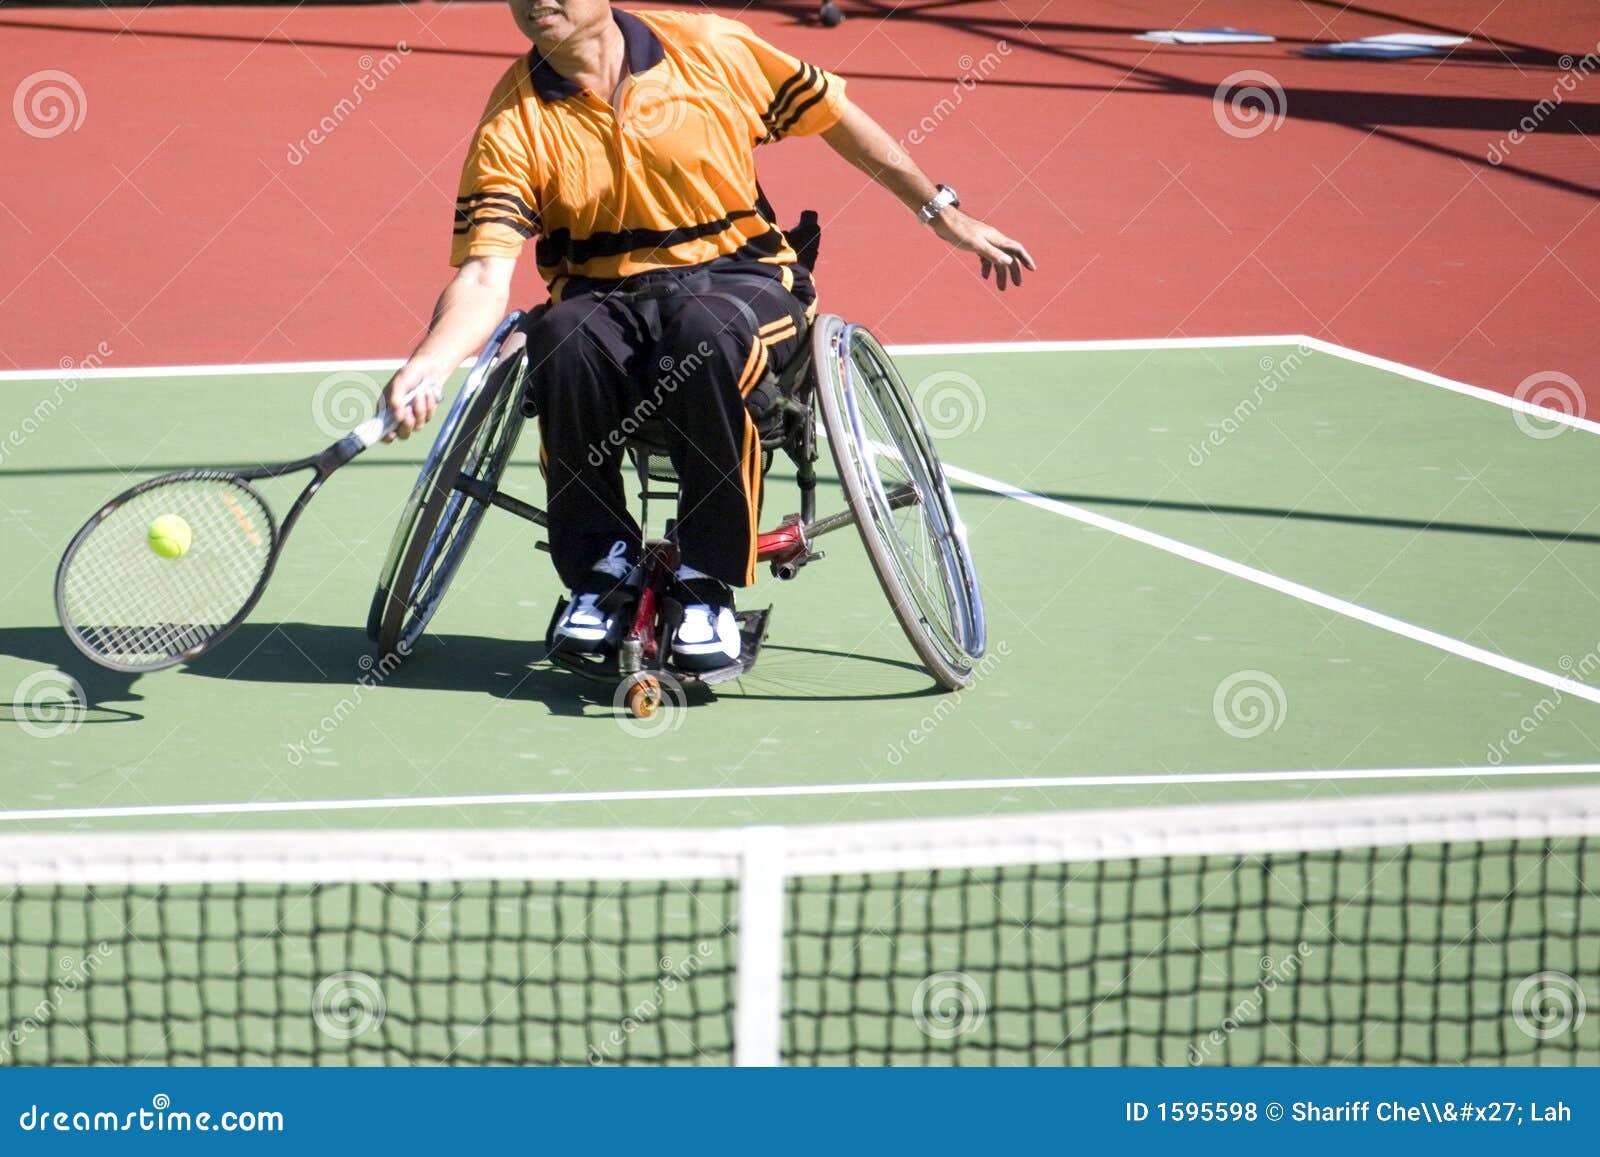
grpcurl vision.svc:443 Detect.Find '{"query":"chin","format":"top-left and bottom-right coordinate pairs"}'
top-left (515, 14), bottom-right (569, 43)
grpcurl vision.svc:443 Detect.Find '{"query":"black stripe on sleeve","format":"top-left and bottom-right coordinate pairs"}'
top-left (454, 201), bottom-right (541, 232)
top-left (453, 214), bottom-right (537, 238)
top-left (763, 64), bottom-right (813, 125)
top-left (774, 74), bottom-right (831, 138)
top-left (455, 190), bottom-right (538, 224)
top-left (764, 64), bottom-right (822, 134)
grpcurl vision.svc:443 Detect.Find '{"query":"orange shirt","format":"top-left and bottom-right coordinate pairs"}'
top-left (452, 7), bottom-right (847, 296)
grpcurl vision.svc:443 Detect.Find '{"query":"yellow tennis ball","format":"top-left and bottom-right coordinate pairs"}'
top-left (147, 514), bottom-right (192, 560)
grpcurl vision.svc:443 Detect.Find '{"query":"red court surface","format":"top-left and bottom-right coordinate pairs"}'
top-left (2, 1), bottom-right (1597, 408)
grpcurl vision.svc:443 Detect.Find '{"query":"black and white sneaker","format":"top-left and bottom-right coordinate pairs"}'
top-left (664, 567), bottom-right (740, 672)
top-left (550, 541), bottom-right (640, 655)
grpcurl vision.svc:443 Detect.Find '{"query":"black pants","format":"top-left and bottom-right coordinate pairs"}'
top-left (522, 265), bottom-right (811, 589)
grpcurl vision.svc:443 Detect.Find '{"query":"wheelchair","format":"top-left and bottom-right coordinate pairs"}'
top-left (366, 253), bottom-right (985, 717)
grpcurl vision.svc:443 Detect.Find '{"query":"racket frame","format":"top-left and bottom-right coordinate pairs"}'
top-left (56, 410), bottom-right (403, 673)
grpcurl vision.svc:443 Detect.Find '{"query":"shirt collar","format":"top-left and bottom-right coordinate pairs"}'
top-left (527, 8), bottom-right (665, 102)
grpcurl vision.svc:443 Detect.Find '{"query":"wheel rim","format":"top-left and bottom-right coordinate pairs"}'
top-left (400, 349), bottom-right (527, 649)
top-left (816, 317), bottom-right (985, 674)
top-left (369, 313), bottom-right (528, 651)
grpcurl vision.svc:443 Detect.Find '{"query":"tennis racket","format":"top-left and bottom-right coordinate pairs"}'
top-left (55, 380), bottom-right (442, 673)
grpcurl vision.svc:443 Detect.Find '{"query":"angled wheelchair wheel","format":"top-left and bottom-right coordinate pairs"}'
top-left (811, 314), bottom-right (986, 691)
top-left (368, 312), bottom-right (530, 656)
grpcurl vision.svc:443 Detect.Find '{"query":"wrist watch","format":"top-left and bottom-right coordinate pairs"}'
top-left (917, 183), bottom-right (960, 225)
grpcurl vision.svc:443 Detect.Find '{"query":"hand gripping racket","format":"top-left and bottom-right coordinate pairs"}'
top-left (54, 381), bottom-right (442, 673)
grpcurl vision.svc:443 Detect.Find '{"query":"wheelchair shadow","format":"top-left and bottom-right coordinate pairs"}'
top-left (0, 623), bottom-right (942, 721)
top-left (722, 643), bottom-right (938, 702)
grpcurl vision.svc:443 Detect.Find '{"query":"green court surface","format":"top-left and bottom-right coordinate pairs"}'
top-left (3, 341), bottom-right (1599, 833)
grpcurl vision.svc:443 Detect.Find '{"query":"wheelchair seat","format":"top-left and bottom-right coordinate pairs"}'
top-left (624, 206), bottom-right (820, 482)
top-left (625, 317), bottom-right (815, 490)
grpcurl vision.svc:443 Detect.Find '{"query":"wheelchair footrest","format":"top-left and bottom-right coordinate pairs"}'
top-left (688, 608), bottom-right (772, 687)
top-left (544, 605), bottom-right (771, 688)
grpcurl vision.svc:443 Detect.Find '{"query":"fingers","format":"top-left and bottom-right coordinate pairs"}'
top-left (1010, 242), bottom-right (1037, 271)
top-left (978, 245), bottom-right (1019, 291)
top-left (392, 405), bottom-right (416, 441)
top-left (976, 234), bottom-right (1035, 291)
top-left (384, 372), bottom-right (422, 441)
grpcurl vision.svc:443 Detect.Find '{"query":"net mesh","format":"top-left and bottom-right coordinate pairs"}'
top-left (1, 880), bottom-right (735, 1065)
top-left (784, 840), bottom-right (1599, 1065)
top-left (59, 474), bottom-right (275, 669)
top-left (1, 790), bottom-right (1596, 1066)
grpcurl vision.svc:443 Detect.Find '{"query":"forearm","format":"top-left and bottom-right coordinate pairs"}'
top-left (405, 262), bottom-right (512, 378)
top-left (821, 99), bottom-right (1035, 290)
top-left (821, 101), bottom-right (938, 215)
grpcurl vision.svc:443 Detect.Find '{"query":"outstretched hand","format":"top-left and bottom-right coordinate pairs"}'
top-left (932, 209), bottom-right (1036, 291)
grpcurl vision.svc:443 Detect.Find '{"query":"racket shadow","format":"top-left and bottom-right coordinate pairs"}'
top-left (0, 624), bottom-right (945, 719)
top-left (0, 623), bottom-right (574, 714)
top-left (0, 626), bottom-right (148, 718)
top-left (183, 622), bottom-right (589, 712)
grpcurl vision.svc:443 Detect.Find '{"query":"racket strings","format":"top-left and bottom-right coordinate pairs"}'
top-left (60, 477), bottom-right (275, 669)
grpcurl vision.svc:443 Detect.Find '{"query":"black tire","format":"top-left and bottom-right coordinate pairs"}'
top-left (368, 316), bottom-right (529, 656)
top-left (810, 315), bottom-right (985, 690)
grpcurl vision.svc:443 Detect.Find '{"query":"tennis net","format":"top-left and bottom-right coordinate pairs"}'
top-left (1, 786), bottom-right (1597, 1065)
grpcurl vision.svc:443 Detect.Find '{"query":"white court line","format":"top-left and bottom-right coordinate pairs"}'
top-left (0, 357), bottom-right (411, 382)
top-left (5, 337), bottom-right (1593, 443)
top-left (887, 334), bottom-right (1308, 356)
top-left (947, 462), bottom-right (1600, 707)
top-left (1300, 336), bottom-right (1600, 438)
top-left (0, 335), bottom-right (1309, 381)
top-left (0, 763), bottom-right (1596, 823)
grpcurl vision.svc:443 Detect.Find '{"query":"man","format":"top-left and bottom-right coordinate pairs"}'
top-left (385, 0), bottom-right (1033, 670)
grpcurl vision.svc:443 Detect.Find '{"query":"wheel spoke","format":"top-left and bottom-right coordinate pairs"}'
top-left (812, 315), bottom-right (984, 687)
top-left (371, 318), bottom-right (530, 653)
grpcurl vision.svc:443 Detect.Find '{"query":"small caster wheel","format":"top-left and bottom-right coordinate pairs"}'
top-left (624, 674), bottom-right (663, 720)
top-left (820, 3), bottom-right (845, 28)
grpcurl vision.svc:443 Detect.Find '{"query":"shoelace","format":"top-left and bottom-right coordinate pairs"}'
top-left (594, 540), bottom-right (633, 581)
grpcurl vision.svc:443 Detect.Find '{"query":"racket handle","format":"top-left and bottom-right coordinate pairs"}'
top-left (329, 378), bottom-right (444, 466)
top-left (365, 378), bottom-right (444, 443)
